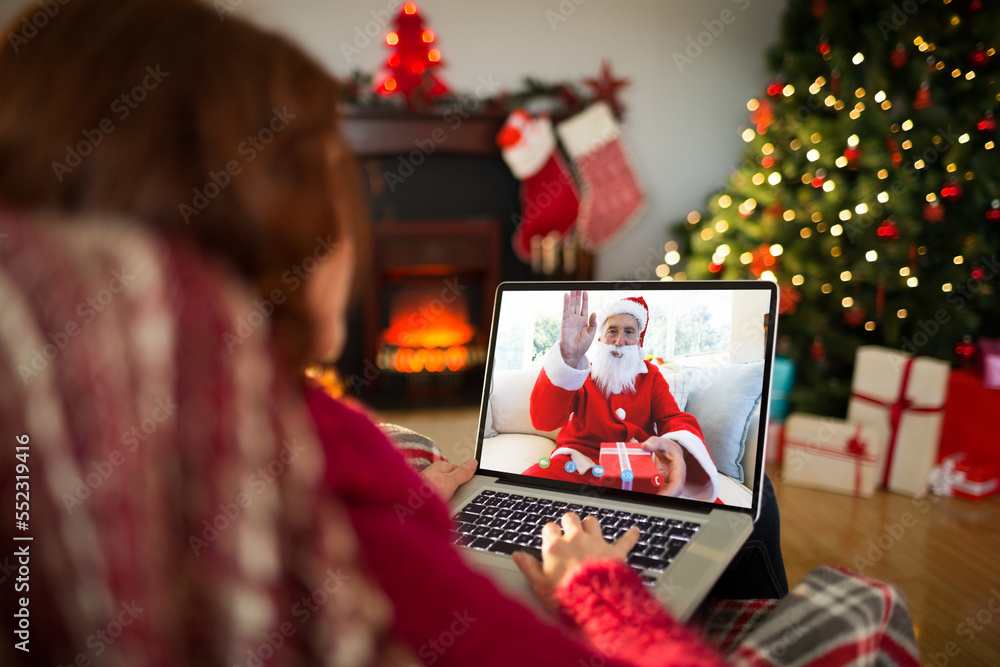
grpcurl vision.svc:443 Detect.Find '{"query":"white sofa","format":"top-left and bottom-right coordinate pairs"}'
top-left (482, 364), bottom-right (764, 507)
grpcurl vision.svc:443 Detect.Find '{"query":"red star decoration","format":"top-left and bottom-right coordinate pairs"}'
top-left (584, 60), bottom-right (630, 119)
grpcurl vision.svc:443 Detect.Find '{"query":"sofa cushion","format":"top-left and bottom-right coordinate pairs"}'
top-left (488, 369), bottom-right (561, 439)
top-left (658, 366), bottom-right (695, 411)
top-left (683, 360), bottom-right (764, 483)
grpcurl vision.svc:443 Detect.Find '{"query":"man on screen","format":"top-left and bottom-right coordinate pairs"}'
top-left (524, 290), bottom-right (719, 501)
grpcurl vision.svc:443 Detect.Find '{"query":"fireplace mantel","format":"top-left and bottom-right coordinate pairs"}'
top-left (340, 110), bottom-right (507, 158)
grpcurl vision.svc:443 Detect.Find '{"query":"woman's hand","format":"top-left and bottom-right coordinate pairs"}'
top-left (512, 512), bottom-right (639, 610)
top-left (420, 459), bottom-right (477, 501)
top-left (560, 290), bottom-right (598, 368)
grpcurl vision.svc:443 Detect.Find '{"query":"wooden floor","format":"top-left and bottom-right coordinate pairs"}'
top-left (375, 406), bottom-right (1000, 665)
top-left (769, 463), bottom-right (1000, 666)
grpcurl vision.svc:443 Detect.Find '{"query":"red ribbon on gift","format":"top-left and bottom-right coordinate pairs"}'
top-left (846, 426), bottom-right (867, 496)
top-left (850, 355), bottom-right (943, 487)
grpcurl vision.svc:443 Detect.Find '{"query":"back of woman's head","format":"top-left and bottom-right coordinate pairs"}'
top-left (0, 0), bottom-right (358, 368)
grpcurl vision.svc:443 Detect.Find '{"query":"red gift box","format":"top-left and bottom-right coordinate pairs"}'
top-left (939, 369), bottom-right (1000, 464)
top-left (929, 454), bottom-right (999, 502)
top-left (599, 442), bottom-right (662, 493)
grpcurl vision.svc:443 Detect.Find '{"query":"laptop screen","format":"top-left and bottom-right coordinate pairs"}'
top-left (476, 281), bottom-right (777, 518)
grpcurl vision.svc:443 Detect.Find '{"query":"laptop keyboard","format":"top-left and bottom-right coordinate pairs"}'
top-left (453, 489), bottom-right (701, 586)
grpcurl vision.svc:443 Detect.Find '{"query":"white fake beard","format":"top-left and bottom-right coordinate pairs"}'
top-left (590, 342), bottom-right (645, 397)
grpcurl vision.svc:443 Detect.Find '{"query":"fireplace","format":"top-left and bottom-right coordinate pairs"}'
top-left (365, 218), bottom-right (498, 405)
top-left (336, 110), bottom-right (590, 407)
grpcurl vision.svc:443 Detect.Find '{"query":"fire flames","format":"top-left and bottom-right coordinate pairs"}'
top-left (380, 288), bottom-right (476, 373)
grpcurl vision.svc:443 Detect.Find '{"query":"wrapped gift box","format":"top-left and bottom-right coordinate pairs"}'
top-left (929, 454), bottom-right (999, 502)
top-left (846, 346), bottom-right (949, 497)
top-left (939, 369), bottom-right (1000, 463)
top-left (782, 413), bottom-right (885, 497)
top-left (979, 338), bottom-right (1000, 389)
top-left (599, 442), bottom-right (661, 493)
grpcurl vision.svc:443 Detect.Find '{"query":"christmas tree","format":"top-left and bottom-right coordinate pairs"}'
top-left (669, 0), bottom-right (1000, 416)
top-left (375, 2), bottom-right (449, 109)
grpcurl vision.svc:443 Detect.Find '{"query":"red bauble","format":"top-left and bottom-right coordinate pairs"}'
top-left (767, 80), bottom-right (784, 97)
top-left (941, 181), bottom-right (963, 202)
top-left (914, 82), bottom-right (932, 109)
top-left (972, 267), bottom-right (986, 280)
top-left (813, 0), bottom-right (827, 18)
top-left (845, 307), bottom-right (866, 328)
top-left (877, 218), bottom-right (900, 239)
top-left (968, 0), bottom-right (983, 12)
top-left (886, 136), bottom-right (902, 168)
top-left (978, 111), bottom-right (996, 132)
top-left (924, 201), bottom-right (945, 223)
top-left (708, 261), bottom-right (723, 274)
top-left (988, 199), bottom-right (1000, 222)
top-left (969, 44), bottom-right (990, 69)
top-left (762, 156), bottom-right (775, 168)
top-left (956, 335), bottom-right (977, 365)
top-left (844, 145), bottom-right (861, 168)
top-left (811, 168), bottom-right (826, 188)
top-left (891, 43), bottom-right (908, 69)
top-left (817, 37), bottom-right (831, 57)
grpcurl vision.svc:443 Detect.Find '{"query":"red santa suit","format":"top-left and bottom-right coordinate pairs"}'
top-left (525, 307), bottom-right (719, 501)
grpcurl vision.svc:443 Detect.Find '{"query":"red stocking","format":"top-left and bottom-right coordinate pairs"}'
top-left (497, 110), bottom-right (580, 263)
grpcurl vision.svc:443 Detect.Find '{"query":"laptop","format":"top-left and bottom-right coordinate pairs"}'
top-left (449, 280), bottom-right (778, 621)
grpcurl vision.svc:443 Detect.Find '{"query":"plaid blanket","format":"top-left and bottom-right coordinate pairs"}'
top-left (709, 566), bottom-right (919, 666)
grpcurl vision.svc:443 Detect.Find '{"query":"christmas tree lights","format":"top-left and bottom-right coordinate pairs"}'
top-left (670, 0), bottom-right (1000, 415)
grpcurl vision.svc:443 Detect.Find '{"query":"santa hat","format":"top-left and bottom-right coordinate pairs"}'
top-left (600, 296), bottom-right (649, 347)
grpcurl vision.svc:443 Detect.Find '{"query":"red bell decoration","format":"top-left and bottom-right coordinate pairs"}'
top-left (969, 44), bottom-right (990, 69)
top-left (978, 111), bottom-right (996, 132)
top-left (877, 217), bottom-right (900, 239)
top-left (987, 199), bottom-right (1000, 222)
top-left (913, 82), bottom-right (932, 109)
top-left (817, 36), bottom-right (831, 57)
top-left (941, 181), bottom-right (963, 202)
top-left (924, 200), bottom-right (945, 223)
top-left (891, 43), bottom-right (908, 69)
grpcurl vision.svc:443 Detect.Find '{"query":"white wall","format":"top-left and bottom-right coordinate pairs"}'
top-left (1, 0), bottom-right (787, 280)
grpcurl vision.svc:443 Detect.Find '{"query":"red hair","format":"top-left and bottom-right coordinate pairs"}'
top-left (0, 0), bottom-right (364, 368)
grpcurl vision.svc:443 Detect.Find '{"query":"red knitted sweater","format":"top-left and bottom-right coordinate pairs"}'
top-left (307, 387), bottom-right (727, 667)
